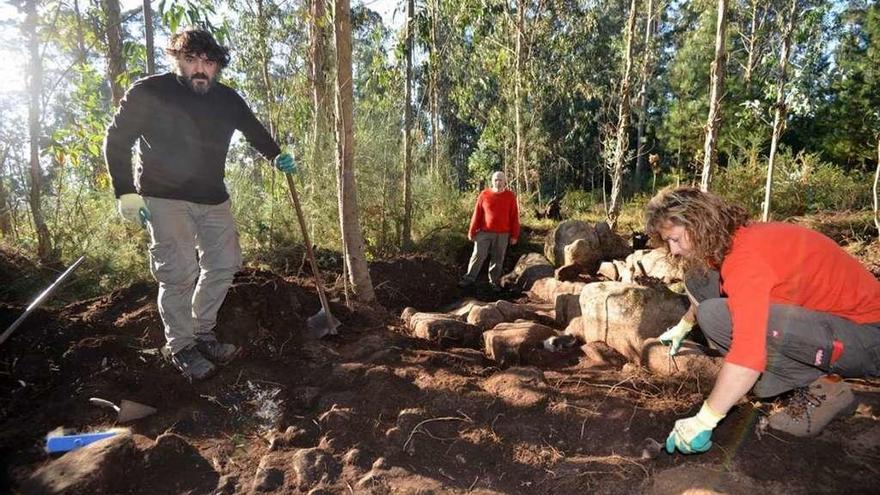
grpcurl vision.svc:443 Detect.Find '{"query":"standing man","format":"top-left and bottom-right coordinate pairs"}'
top-left (104, 28), bottom-right (296, 381)
top-left (646, 187), bottom-right (880, 454)
top-left (459, 171), bottom-right (520, 291)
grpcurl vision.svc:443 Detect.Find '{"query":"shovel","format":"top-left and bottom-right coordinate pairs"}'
top-left (89, 397), bottom-right (157, 423)
top-left (283, 173), bottom-right (340, 338)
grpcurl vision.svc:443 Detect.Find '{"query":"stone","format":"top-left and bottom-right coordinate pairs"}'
top-left (564, 238), bottom-right (601, 273)
top-left (626, 248), bottom-right (683, 283)
top-left (481, 367), bottom-right (550, 408)
top-left (407, 311), bottom-right (482, 347)
top-left (467, 304), bottom-right (505, 331)
top-left (597, 261), bottom-right (619, 281)
top-left (529, 278), bottom-right (586, 303)
top-left (23, 430), bottom-right (137, 495)
top-left (483, 321), bottom-right (557, 366)
top-left (545, 220), bottom-right (600, 267)
top-left (595, 221), bottom-right (632, 260)
top-left (252, 453), bottom-right (287, 492)
top-left (574, 281), bottom-right (688, 362)
top-left (614, 259), bottom-right (633, 283)
top-left (291, 448), bottom-right (341, 491)
top-left (580, 342), bottom-right (627, 369)
top-left (215, 474), bottom-right (238, 494)
top-left (555, 263), bottom-right (585, 282)
top-left (499, 253), bottom-right (555, 291)
top-left (641, 338), bottom-right (722, 381)
top-left (493, 299), bottom-right (532, 321)
top-left (554, 293), bottom-right (581, 327)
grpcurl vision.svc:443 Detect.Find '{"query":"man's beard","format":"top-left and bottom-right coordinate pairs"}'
top-left (182, 72), bottom-right (217, 95)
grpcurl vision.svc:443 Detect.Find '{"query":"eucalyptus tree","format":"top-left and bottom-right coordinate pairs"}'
top-left (334, 0), bottom-right (375, 302)
top-left (700, 0), bottom-right (728, 191)
top-left (401, 0), bottom-right (414, 251)
top-left (607, 0), bottom-right (638, 230)
top-left (634, 0), bottom-right (659, 189)
top-left (101, 0), bottom-right (126, 105)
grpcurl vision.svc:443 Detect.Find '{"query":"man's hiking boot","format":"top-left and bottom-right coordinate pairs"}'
top-left (768, 376), bottom-right (855, 437)
top-left (196, 339), bottom-right (240, 364)
top-left (164, 345), bottom-right (217, 381)
top-left (457, 278), bottom-right (474, 289)
top-left (490, 283), bottom-right (503, 293)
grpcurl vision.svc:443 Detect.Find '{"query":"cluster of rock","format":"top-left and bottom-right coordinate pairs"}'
top-left (404, 219), bottom-right (722, 381)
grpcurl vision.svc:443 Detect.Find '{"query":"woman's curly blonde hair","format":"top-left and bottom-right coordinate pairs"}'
top-left (644, 187), bottom-right (750, 270)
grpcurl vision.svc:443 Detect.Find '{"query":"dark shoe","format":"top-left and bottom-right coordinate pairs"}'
top-left (458, 278), bottom-right (474, 289)
top-left (168, 345), bottom-right (216, 381)
top-left (490, 283), bottom-right (503, 292)
top-left (196, 339), bottom-right (240, 364)
top-left (767, 376), bottom-right (855, 437)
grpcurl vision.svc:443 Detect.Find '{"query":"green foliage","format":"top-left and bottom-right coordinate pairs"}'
top-left (715, 147), bottom-right (873, 218)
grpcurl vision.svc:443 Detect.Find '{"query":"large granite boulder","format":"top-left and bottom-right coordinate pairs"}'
top-left (545, 220), bottom-right (600, 268)
top-left (571, 281), bottom-right (688, 362)
top-left (499, 253), bottom-right (556, 291)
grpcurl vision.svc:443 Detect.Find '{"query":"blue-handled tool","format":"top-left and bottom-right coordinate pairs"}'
top-left (45, 429), bottom-right (125, 454)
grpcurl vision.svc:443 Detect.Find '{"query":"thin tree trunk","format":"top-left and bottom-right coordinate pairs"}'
top-left (514, 0), bottom-right (525, 194)
top-left (334, 0), bottom-right (375, 302)
top-left (310, 0), bottom-right (331, 184)
top-left (430, 0), bottom-right (440, 175)
top-left (143, 0), bottom-right (155, 74)
top-left (634, 0), bottom-right (655, 190)
top-left (401, 0), bottom-right (414, 251)
top-left (73, 0), bottom-right (87, 65)
top-left (700, 0), bottom-right (728, 192)
top-left (742, 0), bottom-right (767, 92)
top-left (762, 0), bottom-right (797, 222)
top-left (874, 138), bottom-right (880, 241)
top-left (607, 0), bottom-right (638, 231)
top-left (24, 0), bottom-right (53, 262)
top-left (102, 0), bottom-right (126, 106)
top-left (0, 146), bottom-right (11, 237)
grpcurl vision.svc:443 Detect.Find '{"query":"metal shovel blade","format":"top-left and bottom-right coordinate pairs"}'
top-left (307, 307), bottom-right (341, 339)
top-left (90, 397), bottom-right (157, 423)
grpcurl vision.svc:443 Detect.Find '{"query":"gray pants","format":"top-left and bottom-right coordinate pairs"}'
top-left (687, 270), bottom-right (880, 397)
top-left (145, 197), bottom-right (242, 354)
top-left (463, 231), bottom-right (510, 285)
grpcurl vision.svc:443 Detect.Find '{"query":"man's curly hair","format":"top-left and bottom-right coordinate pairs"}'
top-left (165, 28), bottom-right (230, 68)
top-left (645, 187), bottom-right (750, 270)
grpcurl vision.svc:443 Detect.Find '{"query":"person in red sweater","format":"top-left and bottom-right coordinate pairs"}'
top-left (459, 171), bottom-right (521, 291)
top-left (645, 187), bottom-right (880, 454)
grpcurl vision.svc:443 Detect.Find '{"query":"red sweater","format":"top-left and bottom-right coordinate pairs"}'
top-left (468, 189), bottom-right (520, 240)
top-left (720, 222), bottom-right (880, 371)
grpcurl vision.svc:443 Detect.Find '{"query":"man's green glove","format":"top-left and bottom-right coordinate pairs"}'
top-left (658, 318), bottom-right (694, 356)
top-left (274, 152), bottom-right (296, 174)
top-left (118, 193), bottom-right (151, 228)
top-left (665, 401), bottom-right (724, 455)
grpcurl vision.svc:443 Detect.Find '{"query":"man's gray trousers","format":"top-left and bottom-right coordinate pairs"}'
top-left (463, 231), bottom-right (510, 285)
top-left (145, 197), bottom-right (242, 354)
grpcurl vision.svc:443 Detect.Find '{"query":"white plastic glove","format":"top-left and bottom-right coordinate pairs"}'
top-left (658, 318), bottom-right (694, 356)
top-left (117, 193), bottom-right (151, 227)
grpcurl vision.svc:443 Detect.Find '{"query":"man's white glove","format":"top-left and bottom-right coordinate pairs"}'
top-left (658, 318), bottom-right (694, 356)
top-left (118, 193), bottom-right (151, 227)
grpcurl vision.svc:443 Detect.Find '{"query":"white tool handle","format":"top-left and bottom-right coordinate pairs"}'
top-left (89, 397), bottom-right (121, 412)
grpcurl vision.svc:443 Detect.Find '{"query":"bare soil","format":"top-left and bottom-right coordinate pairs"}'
top-left (1, 235), bottom-right (879, 494)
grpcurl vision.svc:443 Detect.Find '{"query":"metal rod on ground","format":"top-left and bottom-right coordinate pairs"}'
top-left (0, 255), bottom-right (86, 346)
top-left (283, 173), bottom-right (340, 337)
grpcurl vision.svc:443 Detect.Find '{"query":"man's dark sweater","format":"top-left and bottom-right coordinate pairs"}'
top-left (104, 72), bottom-right (280, 205)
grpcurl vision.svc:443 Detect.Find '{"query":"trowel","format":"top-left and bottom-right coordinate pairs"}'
top-left (89, 397), bottom-right (157, 423)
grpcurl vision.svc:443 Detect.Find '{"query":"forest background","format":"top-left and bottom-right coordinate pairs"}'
top-left (0, 0), bottom-right (878, 302)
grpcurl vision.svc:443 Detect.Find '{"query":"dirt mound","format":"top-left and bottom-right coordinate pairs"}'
top-left (369, 255), bottom-right (459, 312)
top-left (0, 244), bottom-right (47, 305)
top-left (2, 247), bottom-right (880, 494)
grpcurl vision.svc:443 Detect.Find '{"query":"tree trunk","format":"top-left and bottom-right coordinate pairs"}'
top-left (874, 138), bottom-right (879, 241)
top-left (0, 146), bottom-right (11, 237)
top-left (607, 0), bottom-right (638, 231)
top-left (762, 0), bottom-right (797, 222)
top-left (143, 0), bottom-right (155, 74)
top-left (742, 0), bottom-right (768, 93)
top-left (514, 0), bottom-right (525, 194)
top-left (73, 0), bottom-right (87, 65)
top-left (310, 0), bottom-right (331, 182)
top-left (334, 0), bottom-right (375, 303)
top-left (401, 0), bottom-right (414, 251)
top-left (430, 0), bottom-right (440, 175)
top-left (102, 0), bottom-right (126, 106)
top-left (634, 0), bottom-right (655, 190)
top-left (700, 0), bottom-right (728, 192)
top-left (24, 0), bottom-right (53, 262)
